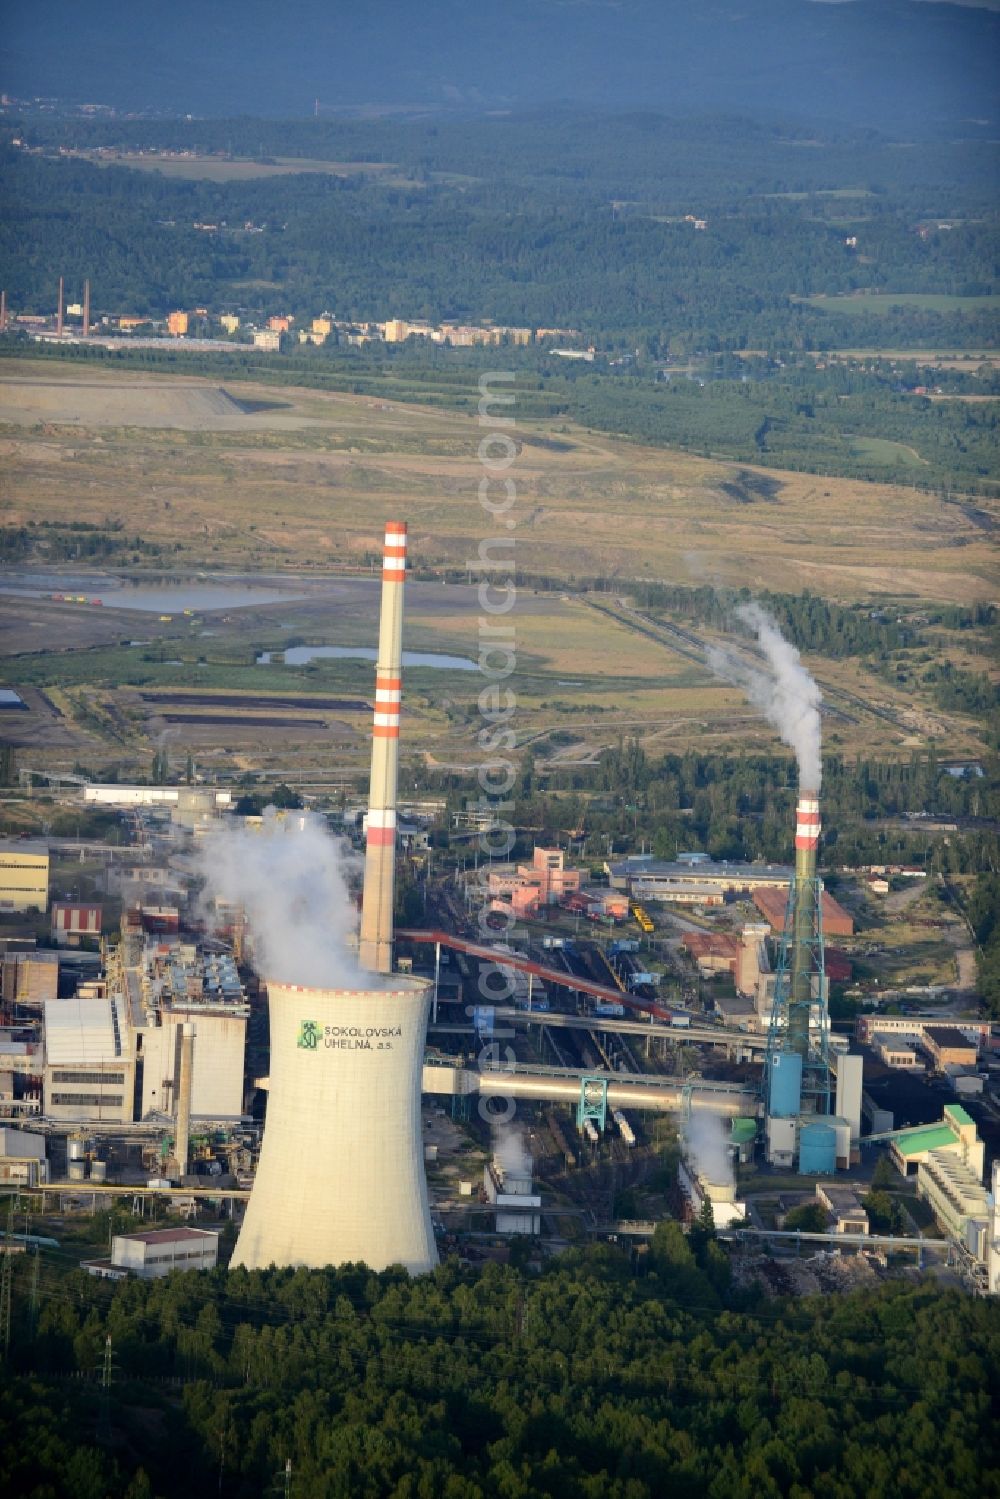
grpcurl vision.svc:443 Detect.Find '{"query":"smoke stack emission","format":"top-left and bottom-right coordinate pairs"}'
top-left (359, 520), bottom-right (408, 974)
top-left (683, 1110), bottom-right (734, 1192)
top-left (708, 602), bottom-right (822, 791)
top-left (82, 279), bottom-right (90, 337)
top-left (56, 276), bottom-right (64, 335)
top-left (195, 810), bottom-right (365, 988)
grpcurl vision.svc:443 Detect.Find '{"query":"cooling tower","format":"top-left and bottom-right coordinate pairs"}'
top-left (231, 975), bottom-right (438, 1273)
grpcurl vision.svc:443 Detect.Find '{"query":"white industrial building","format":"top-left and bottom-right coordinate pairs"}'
top-left (83, 785), bottom-right (232, 810)
top-left (833, 1053), bottom-right (864, 1150)
top-left (84, 1227), bottom-right (219, 1280)
top-left (131, 947), bottom-right (248, 1121)
top-left (42, 994), bottom-right (135, 1124)
top-left (139, 1009), bottom-right (246, 1121)
top-left (232, 976), bottom-right (438, 1274)
top-left (0, 1126), bottom-right (47, 1185)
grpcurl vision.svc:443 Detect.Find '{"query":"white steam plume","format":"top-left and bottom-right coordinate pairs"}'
top-left (195, 809), bottom-right (372, 989)
top-left (683, 1111), bottom-right (733, 1190)
top-left (707, 601), bottom-right (822, 790)
top-left (493, 1123), bottom-right (531, 1182)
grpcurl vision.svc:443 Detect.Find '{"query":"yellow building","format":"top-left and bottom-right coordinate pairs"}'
top-left (219, 313), bottom-right (240, 334)
top-left (0, 840), bottom-right (49, 913)
top-left (252, 329), bottom-right (281, 352)
top-left (312, 317), bottom-right (333, 336)
top-left (166, 310), bottom-right (189, 336)
top-left (382, 318), bottom-right (410, 342)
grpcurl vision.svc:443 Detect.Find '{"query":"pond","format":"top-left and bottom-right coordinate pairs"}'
top-left (257, 646), bottom-right (478, 671)
top-left (0, 572), bottom-right (309, 613)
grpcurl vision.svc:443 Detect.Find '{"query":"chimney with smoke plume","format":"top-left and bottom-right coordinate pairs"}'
top-left (709, 602), bottom-right (829, 1103)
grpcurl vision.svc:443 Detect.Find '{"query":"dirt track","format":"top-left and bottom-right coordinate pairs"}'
top-left (0, 377), bottom-right (319, 432)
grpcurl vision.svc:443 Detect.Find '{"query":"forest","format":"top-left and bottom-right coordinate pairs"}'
top-left (1, 109), bottom-right (996, 351)
top-left (432, 744), bottom-right (999, 930)
top-left (2, 1232), bottom-right (998, 1499)
top-left (2, 107), bottom-right (995, 491)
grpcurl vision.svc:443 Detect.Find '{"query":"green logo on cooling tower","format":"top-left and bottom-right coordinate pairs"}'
top-left (297, 1019), bottom-right (321, 1051)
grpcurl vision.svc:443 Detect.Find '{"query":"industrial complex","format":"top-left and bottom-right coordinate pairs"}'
top-left (0, 520), bottom-right (998, 1299)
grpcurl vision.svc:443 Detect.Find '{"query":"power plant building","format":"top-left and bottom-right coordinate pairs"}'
top-left (127, 945), bottom-right (248, 1121)
top-left (42, 994), bottom-right (135, 1124)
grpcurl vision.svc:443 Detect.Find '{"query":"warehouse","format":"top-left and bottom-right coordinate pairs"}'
top-left (83, 1227), bottom-right (219, 1280)
top-left (752, 886), bottom-right (854, 938)
top-left (605, 857), bottom-right (791, 899)
top-left (1, 949), bottom-right (59, 1006)
top-left (922, 1027), bottom-right (978, 1072)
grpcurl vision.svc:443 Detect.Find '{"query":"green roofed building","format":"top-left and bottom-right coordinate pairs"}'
top-left (731, 1117), bottom-right (757, 1164)
top-left (889, 1104), bottom-right (984, 1179)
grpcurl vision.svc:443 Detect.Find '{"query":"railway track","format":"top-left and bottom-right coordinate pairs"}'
top-left (582, 596), bottom-right (923, 734)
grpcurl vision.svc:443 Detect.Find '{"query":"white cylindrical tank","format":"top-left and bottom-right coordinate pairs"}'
top-left (231, 976), bottom-right (438, 1275)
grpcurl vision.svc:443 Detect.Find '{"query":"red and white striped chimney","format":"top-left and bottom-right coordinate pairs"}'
top-left (795, 791), bottom-right (821, 877)
top-left (359, 521), bottom-right (407, 974)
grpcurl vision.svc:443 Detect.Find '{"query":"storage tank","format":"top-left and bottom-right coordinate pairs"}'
top-left (67, 1137), bottom-right (87, 1162)
top-left (231, 976), bottom-right (438, 1274)
top-left (67, 1160), bottom-right (86, 1182)
top-left (90, 1160), bottom-right (108, 1183)
top-left (769, 1052), bottom-right (803, 1119)
top-left (798, 1121), bottom-right (836, 1176)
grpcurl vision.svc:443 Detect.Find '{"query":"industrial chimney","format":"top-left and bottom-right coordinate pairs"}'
top-left (358, 521), bottom-right (407, 975)
top-left (765, 786), bottom-right (829, 1127)
top-left (0, 290), bottom-right (7, 333)
top-left (82, 279), bottom-right (90, 337)
top-left (56, 276), bottom-right (64, 336)
top-left (787, 790), bottom-right (820, 1056)
top-left (175, 1022), bottom-right (195, 1179)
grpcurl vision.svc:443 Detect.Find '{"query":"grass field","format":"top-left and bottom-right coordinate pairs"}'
top-left (89, 153), bottom-right (399, 182)
top-left (848, 436), bottom-right (926, 466)
top-left (801, 292), bottom-right (998, 315)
